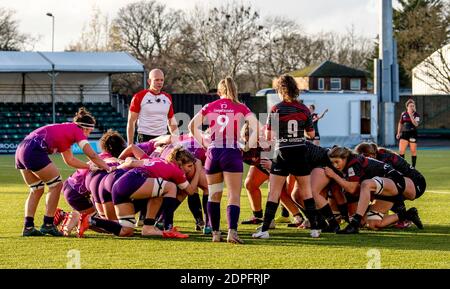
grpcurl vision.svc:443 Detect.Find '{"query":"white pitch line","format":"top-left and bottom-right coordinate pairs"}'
top-left (427, 191), bottom-right (450, 195)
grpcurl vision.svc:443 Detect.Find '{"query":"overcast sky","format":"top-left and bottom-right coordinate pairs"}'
top-left (0, 0), bottom-right (394, 51)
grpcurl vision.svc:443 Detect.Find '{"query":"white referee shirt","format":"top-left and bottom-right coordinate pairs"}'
top-left (129, 89), bottom-right (175, 136)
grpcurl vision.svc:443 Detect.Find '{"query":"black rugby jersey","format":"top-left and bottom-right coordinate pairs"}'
top-left (267, 100), bottom-right (314, 150)
top-left (305, 141), bottom-right (329, 167)
top-left (400, 111), bottom-right (420, 132)
top-left (344, 155), bottom-right (394, 183)
top-left (376, 149), bottom-right (422, 179)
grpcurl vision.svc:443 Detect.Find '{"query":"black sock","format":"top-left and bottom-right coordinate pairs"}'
top-left (188, 193), bottom-right (203, 222)
top-left (303, 198), bottom-right (319, 229)
top-left (319, 204), bottom-right (338, 226)
top-left (43, 215), bottom-right (54, 226)
top-left (400, 154), bottom-right (405, 159)
top-left (202, 194), bottom-right (209, 226)
top-left (281, 206), bottom-right (289, 217)
top-left (393, 200), bottom-right (407, 222)
top-left (262, 201), bottom-right (279, 231)
top-left (162, 197), bottom-right (181, 230)
top-left (391, 199), bottom-right (406, 214)
top-left (338, 203), bottom-right (349, 222)
top-left (24, 216), bottom-right (34, 228)
top-left (90, 216), bottom-right (122, 236)
top-left (143, 218), bottom-right (156, 226)
top-left (412, 156), bottom-right (417, 167)
top-left (139, 206), bottom-right (147, 221)
top-left (351, 214), bottom-right (363, 226)
top-left (254, 210), bottom-right (263, 219)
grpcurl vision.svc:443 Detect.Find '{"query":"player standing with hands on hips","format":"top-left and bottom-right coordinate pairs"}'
top-left (189, 76), bottom-right (259, 244)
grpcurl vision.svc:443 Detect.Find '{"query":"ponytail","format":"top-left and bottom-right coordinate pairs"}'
top-left (218, 76), bottom-right (240, 103)
top-left (73, 107), bottom-right (95, 129)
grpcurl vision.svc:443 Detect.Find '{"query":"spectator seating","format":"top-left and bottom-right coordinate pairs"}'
top-left (0, 102), bottom-right (127, 143)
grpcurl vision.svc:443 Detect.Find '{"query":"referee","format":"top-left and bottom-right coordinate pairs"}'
top-left (127, 68), bottom-right (179, 145)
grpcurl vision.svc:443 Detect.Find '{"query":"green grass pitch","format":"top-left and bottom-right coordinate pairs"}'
top-left (0, 151), bottom-right (449, 268)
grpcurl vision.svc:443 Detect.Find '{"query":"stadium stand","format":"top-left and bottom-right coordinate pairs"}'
top-left (0, 102), bottom-right (127, 143)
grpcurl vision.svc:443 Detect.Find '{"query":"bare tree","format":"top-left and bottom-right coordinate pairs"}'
top-left (317, 27), bottom-right (372, 71)
top-left (66, 5), bottom-right (113, 51)
top-left (113, 0), bottom-right (181, 62)
top-left (413, 44), bottom-right (450, 93)
top-left (183, 3), bottom-right (263, 92)
top-left (0, 8), bottom-right (37, 51)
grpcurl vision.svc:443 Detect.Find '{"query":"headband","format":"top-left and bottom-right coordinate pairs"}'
top-left (75, 121), bottom-right (95, 129)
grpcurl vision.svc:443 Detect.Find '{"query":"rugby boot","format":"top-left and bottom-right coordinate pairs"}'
top-left (22, 227), bottom-right (44, 237)
top-left (406, 207), bottom-right (423, 229)
top-left (226, 229), bottom-right (244, 244)
top-left (53, 208), bottom-right (67, 226)
top-left (337, 222), bottom-right (359, 234)
top-left (40, 224), bottom-right (63, 236)
top-left (241, 216), bottom-right (263, 225)
top-left (76, 213), bottom-right (90, 238)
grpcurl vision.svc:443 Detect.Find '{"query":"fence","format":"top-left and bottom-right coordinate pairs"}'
top-left (396, 94), bottom-right (450, 136)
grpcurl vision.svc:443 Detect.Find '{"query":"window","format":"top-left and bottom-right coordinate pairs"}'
top-left (330, 78), bottom-right (341, 90)
top-left (350, 79), bottom-right (361, 90)
top-left (360, 100), bottom-right (371, 135)
top-left (318, 78), bottom-right (324, 90)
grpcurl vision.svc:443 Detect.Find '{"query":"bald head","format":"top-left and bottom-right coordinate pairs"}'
top-left (148, 69), bottom-right (165, 93)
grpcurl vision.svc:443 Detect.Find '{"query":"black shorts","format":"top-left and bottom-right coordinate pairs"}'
top-left (400, 130), bottom-right (418, 143)
top-left (412, 174), bottom-right (426, 199)
top-left (271, 146), bottom-right (311, 177)
top-left (373, 170), bottom-right (406, 203)
top-left (137, 134), bottom-right (160, 143)
top-left (386, 169), bottom-right (406, 195)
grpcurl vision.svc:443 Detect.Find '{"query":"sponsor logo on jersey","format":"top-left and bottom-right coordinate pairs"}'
top-left (348, 167), bottom-right (355, 177)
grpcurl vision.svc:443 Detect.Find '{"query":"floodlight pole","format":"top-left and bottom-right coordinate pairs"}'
top-left (377, 0), bottom-right (399, 146)
top-left (46, 13), bottom-right (55, 52)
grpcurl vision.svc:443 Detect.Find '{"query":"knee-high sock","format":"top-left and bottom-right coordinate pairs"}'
top-left (188, 193), bottom-right (203, 222)
top-left (162, 197), bottom-right (181, 230)
top-left (157, 198), bottom-right (183, 224)
top-left (90, 216), bottom-right (122, 236)
top-left (391, 199), bottom-right (407, 221)
top-left (262, 201), bottom-right (279, 232)
top-left (281, 206), bottom-right (289, 217)
top-left (319, 204), bottom-right (338, 226)
top-left (202, 194), bottom-right (209, 226)
top-left (207, 201), bottom-right (221, 231)
top-left (303, 198), bottom-right (319, 229)
top-left (412, 156), bottom-right (417, 168)
top-left (337, 203), bottom-right (349, 222)
top-left (227, 205), bottom-right (240, 230)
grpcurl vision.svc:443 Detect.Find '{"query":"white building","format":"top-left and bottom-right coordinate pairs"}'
top-left (412, 44), bottom-right (450, 95)
top-left (264, 91), bottom-right (378, 148)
